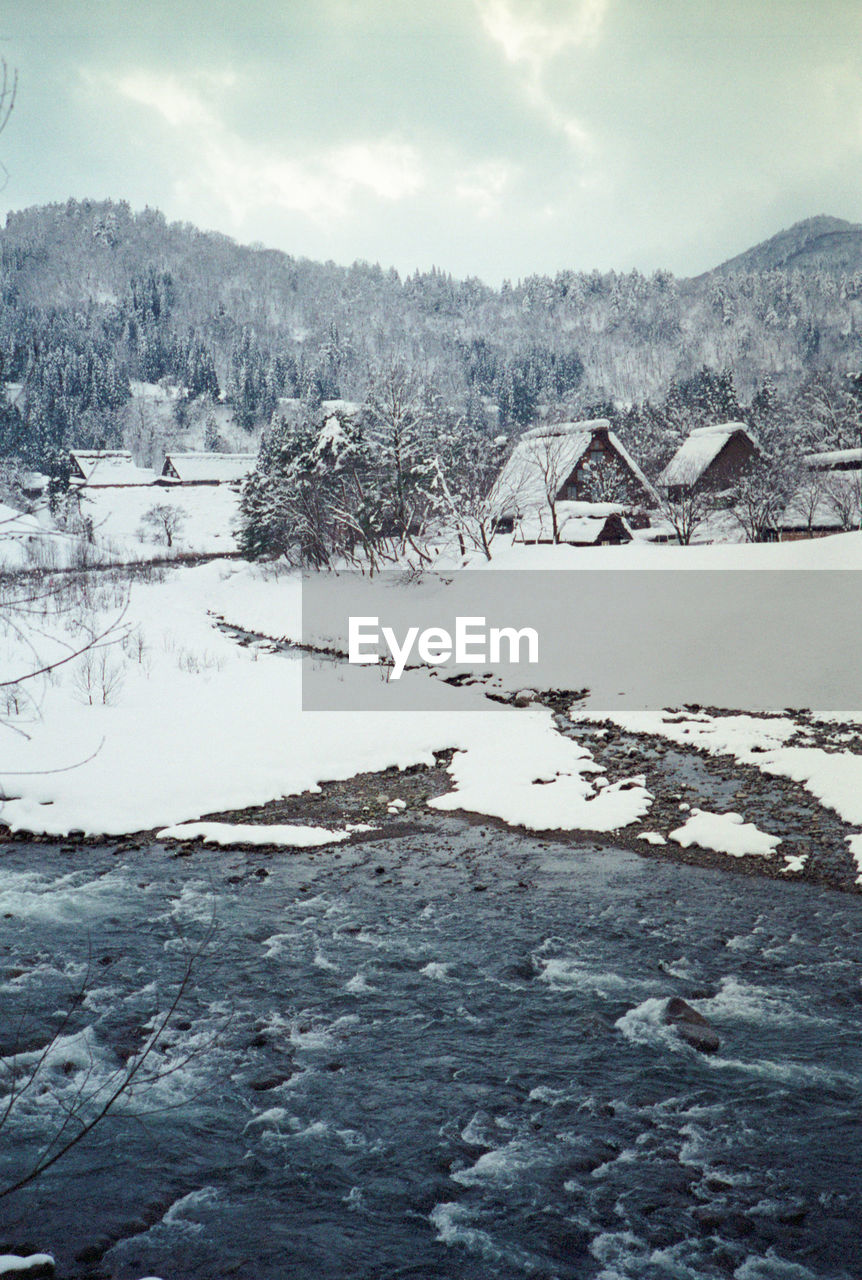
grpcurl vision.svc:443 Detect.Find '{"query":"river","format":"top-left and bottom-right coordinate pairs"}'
top-left (0, 819), bottom-right (859, 1279)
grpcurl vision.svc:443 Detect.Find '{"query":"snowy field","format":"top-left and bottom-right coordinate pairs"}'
top-left (1, 534), bottom-right (861, 878)
top-left (0, 559), bottom-right (653, 838)
top-left (80, 483), bottom-right (242, 559)
top-left (0, 484), bottom-right (242, 573)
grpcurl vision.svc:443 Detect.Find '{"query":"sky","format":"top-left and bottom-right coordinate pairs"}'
top-left (2, 0), bottom-right (862, 284)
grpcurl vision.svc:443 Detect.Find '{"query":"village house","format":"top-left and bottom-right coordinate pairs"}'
top-left (489, 419), bottom-right (656, 544)
top-left (158, 452), bottom-right (257, 486)
top-left (657, 423), bottom-right (759, 500)
top-left (69, 450), bottom-right (157, 488)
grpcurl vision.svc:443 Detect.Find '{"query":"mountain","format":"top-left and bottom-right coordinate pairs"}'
top-left (707, 215), bottom-right (862, 277)
top-left (2, 198), bottom-right (862, 462)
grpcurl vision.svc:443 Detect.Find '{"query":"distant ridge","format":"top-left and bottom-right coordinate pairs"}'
top-left (3, 198), bottom-right (862, 414)
top-left (705, 215), bottom-right (862, 277)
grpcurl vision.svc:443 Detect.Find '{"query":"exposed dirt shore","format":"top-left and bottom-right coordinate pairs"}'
top-left (5, 723), bottom-right (858, 892)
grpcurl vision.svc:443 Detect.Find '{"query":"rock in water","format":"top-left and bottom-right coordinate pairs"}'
top-left (664, 996), bottom-right (720, 1054)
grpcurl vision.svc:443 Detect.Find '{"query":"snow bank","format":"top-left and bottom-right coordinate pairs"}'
top-left (669, 809), bottom-right (781, 858)
top-left (4, 531), bottom-right (862, 839)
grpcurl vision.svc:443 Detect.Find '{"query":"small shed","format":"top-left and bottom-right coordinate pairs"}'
top-left (21, 471), bottom-right (48, 501)
top-left (657, 424), bottom-right (759, 499)
top-left (160, 452), bottom-right (257, 485)
top-left (70, 451), bottom-right (157, 487)
top-left (514, 502), bottom-right (633, 546)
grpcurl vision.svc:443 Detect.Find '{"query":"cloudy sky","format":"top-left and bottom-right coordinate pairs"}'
top-left (3, 1), bottom-right (862, 282)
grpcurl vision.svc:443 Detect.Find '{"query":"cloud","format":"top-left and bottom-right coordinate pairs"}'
top-left (476, 0), bottom-right (609, 149)
top-left (478, 0), bottom-right (608, 69)
top-left (97, 69), bottom-right (427, 225)
top-left (454, 159), bottom-right (517, 217)
top-left (329, 140), bottom-right (425, 201)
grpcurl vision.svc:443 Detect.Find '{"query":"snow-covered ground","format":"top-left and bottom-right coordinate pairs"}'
top-left (80, 483), bottom-right (242, 559)
top-left (1, 534), bottom-right (861, 852)
top-left (0, 484), bottom-right (243, 572)
top-left (668, 808), bottom-right (781, 858)
top-left (0, 561), bottom-right (651, 837)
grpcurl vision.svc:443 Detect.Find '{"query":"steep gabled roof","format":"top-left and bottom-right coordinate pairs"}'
top-left (161, 452), bottom-right (257, 484)
top-left (657, 423), bottom-right (758, 488)
top-left (489, 420), bottom-right (655, 515)
top-left (70, 450), bottom-right (157, 487)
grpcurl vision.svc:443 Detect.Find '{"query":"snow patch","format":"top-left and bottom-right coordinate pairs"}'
top-left (669, 809), bottom-right (780, 858)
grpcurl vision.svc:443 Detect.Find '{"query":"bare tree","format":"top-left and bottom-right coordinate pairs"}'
top-left (729, 455), bottom-right (798, 542)
top-left (516, 431), bottom-right (577, 544)
top-left (362, 359), bottom-right (433, 554)
top-left (139, 502), bottom-right (186, 548)
top-left (0, 58), bottom-right (17, 189)
top-left (786, 469), bottom-right (828, 538)
top-left (657, 478), bottom-right (716, 545)
top-left (823, 470), bottom-right (862, 532)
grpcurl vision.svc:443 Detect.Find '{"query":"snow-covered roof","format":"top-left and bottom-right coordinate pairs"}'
top-left (129, 380), bottom-right (182, 402)
top-left (70, 451), bottom-right (157, 487)
top-left (657, 423), bottom-right (757, 488)
top-left (161, 452), bottom-right (257, 484)
top-left (519, 418), bottom-right (609, 442)
top-left (514, 501), bottom-right (632, 545)
top-left (805, 447), bottom-right (862, 470)
top-left (489, 420), bottom-right (655, 515)
top-left (321, 399), bottom-right (361, 417)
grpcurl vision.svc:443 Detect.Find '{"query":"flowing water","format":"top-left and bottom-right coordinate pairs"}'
top-left (0, 821), bottom-right (859, 1279)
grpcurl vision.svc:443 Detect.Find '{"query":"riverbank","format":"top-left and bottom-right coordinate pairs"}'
top-left (2, 557), bottom-right (861, 891)
top-left (4, 713), bottom-right (860, 892)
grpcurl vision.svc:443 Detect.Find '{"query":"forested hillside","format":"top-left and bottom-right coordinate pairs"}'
top-left (2, 197), bottom-right (862, 493)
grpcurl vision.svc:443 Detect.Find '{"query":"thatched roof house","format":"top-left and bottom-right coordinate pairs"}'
top-left (489, 420), bottom-right (656, 527)
top-left (658, 423), bottom-right (759, 498)
top-left (160, 452), bottom-right (257, 485)
top-left (70, 451), bottom-right (157, 487)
